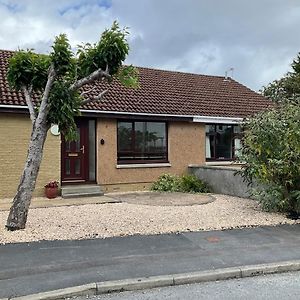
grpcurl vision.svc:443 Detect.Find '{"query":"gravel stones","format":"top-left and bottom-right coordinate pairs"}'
top-left (0, 193), bottom-right (298, 244)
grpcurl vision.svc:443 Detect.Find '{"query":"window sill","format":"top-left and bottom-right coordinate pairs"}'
top-left (116, 163), bottom-right (171, 169)
top-left (205, 161), bottom-right (244, 166)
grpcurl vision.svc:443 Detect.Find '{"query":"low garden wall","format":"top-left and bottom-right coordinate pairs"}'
top-left (188, 165), bottom-right (251, 198)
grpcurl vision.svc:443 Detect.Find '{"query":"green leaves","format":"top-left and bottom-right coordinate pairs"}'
top-left (47, 80), bottom-right (81, 140)
top-left (50, 34), bottom-right (75, 78)
top-left (238, 104), bottom-right (300, 213)
top-left (117, 65), bottom-right (139, 88)
top-left (7, 50), bottom-right (50, 91)
top-left (77, 21), bottom-right (130, 78)
top-left (151, 174), bottom-right (210, 193)
top-left (261, 52), bottom-right (300, 105)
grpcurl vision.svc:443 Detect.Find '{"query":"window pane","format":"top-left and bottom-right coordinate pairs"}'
top-left (75, 159), bottom-right (80, 175)
top-left (205, 125), bottom-right (215, 134)
top-left (206, 135), bottom-right (215, 159)
top-left (88, 120), bottom-right (96, 181)
top-left (215, 125), bottom-right (233, 159)
top-left (75, 128), bottom-right (80, 151)
top-left (234, 138), bottom-right (242, 157)
top-left (234, 125), bottom-right (242, 133)
top-left (134, 122), bottom-right (147, 155)
top-left (65, 159), bottom-right (70, 175)
top-left (118, 122), bottom-right (133, 152)
top-left (65, 141), bottom-right (71, 152)
top-left (135, 122), bottom-right (166, 159)
top-left (117, 121), bottom-right (167, 162)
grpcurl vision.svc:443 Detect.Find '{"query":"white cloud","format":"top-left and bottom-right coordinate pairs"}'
top-left (0, 0), bottom-right (299, 90)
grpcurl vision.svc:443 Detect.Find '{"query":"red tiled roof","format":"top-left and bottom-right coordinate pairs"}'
top-left (0, 49), bottom-right (272, 118)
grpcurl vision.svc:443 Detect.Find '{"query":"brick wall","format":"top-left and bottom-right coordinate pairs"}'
top-left (0, 113), bottom-right (60, 198)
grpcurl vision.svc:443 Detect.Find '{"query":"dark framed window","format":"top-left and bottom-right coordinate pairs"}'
top-left (206, 124), bottom-right (242, 161)
top-left (117, 121), bottom-right (168, 164)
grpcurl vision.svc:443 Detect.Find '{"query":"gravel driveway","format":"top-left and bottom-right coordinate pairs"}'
top-left (0, 192), bottom-right (298, 244)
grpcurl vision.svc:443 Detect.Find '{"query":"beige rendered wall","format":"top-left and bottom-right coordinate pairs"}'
top-left (97, 118), bottom-right (205, 192)
top-left (0, 113), bottom-right (60, 198)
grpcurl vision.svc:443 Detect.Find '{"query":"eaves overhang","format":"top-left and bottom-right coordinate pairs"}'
top-left (0, 105), bottom-right (244, 123)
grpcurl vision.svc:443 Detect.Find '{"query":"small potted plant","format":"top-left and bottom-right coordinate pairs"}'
top-left (44, 180), bottom-right (59, 199)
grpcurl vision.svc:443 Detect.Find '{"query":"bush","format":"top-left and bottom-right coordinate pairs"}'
top-left (151, 173), bottom-right (210, 193)
top-left (151, 174), bottom-right (181, 192)
top-left (180, 174), bottom-right (210, 193)
top-left (238, 104), bottom-right (300, 215)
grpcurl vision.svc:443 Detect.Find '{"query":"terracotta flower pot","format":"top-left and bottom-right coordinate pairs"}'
top-left (45, 187), bottom-right (58, 199)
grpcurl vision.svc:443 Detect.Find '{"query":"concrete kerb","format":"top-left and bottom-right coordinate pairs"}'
top-left (96, 275), bottom-right (174, 294)
top-left (9, 284), bottom-right (97, 300)
top-left (240, 260), bottom-right (300, 277)
top-left (5, 260), bottom-right (300, 300)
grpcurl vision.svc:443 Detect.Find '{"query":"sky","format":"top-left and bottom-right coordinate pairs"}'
top-left (0, 0), bottom-right (299, 91)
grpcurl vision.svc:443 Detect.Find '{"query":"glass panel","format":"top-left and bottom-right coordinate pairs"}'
top-left (206, 135), bottom-right (215, 159)
top-left (75, 159), bottom-right (80, 175)
top-left (135, 122), bottom-right (146, 156)
top-left (65, 141), bottom-right (71, 152)
top-left (205, 124), bottom-right (215, 133)
top-left (118, 122), bottom-right (133, 152)
top-left (135, 122), bottom-right (166, 159)
top-left (234, 138), bottom-right (242, 157)
top-left (88, 120), bottom-right (96, 181)
top-left (75, 128), bottom-right (80, 151)
top-left (65, 159), bottom-right (70, 175)
top-left (215, 125), bottom-right (233, 159)
top-left (233, 125), bottom-right (242, 133)
top-left (117, 121), bottom-right (167, 161)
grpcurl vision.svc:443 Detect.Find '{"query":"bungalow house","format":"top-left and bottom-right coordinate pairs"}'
top-left (0, 49), bottom-right (272, 198)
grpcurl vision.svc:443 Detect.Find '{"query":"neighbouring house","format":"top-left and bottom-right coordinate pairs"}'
top-left (0, 49), bottom-right (272, 198)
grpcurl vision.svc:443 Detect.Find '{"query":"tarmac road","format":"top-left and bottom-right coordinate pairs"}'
top-left (0, 224), bottom-right (300, 298)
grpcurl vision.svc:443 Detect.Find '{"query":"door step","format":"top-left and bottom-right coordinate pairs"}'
top-left (61, 184), bottom-right (104, 199)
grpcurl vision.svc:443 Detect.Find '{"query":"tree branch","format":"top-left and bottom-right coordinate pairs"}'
top-left (80, 86), bottom-right (96, 97)
top-left (21, 85), bottom-right (36, 123)
top-left (70, 68), bottom-right (111, 92)
top-left (81, 90), bottom-right (108, 105)
top-left (36, 64), bottom-right (56, 123)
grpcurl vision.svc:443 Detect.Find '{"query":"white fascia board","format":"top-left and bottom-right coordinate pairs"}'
top-left (193, 116), bottom-right (243, 124)
top-left (80, 109), bottom-right (244, 123)
top-left (0, 104), bottom-right (28, 109)
top-left (0, 105), bottom-right (243, 124)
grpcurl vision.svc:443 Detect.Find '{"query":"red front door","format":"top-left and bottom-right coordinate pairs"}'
top-left (61, 120), bottom-right (89, 183)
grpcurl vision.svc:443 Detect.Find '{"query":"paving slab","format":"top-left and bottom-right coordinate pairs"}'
top-left (107, 192), bottom-right (215, 206)
top-left (0, 195), bottom-right (120, 211)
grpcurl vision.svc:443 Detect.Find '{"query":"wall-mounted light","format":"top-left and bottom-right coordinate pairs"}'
top-left (50, 124), bottom-right (60, 136)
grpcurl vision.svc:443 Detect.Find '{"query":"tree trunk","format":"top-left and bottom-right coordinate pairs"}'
top-left (6, 119), bottom-right (50, 231)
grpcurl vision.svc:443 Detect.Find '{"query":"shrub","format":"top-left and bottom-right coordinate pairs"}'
top-left (180, 174), bottom-right (210, 193)
top-left (151, 174), bottom-right (181, 192)
top-left (151, 173), bottom-right (210, 193)
top-left (238, 104), bottom-right (300, 215)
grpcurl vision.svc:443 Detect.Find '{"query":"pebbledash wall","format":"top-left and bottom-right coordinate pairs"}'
top-left (0, 113), bottom-right (205, 198)
top-left (0, 113), bottom-right (60, 198)
top-left (97, 118), bottom-right (206, 193)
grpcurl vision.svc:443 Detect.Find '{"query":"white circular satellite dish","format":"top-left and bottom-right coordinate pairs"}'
top-left (50, 124), bottom-right (60, 136)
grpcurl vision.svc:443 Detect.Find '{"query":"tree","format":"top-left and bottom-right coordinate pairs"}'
top-left (239, 105), bottom-right (300, 215)
top-left (239, 52), bottom-right (300, 217)
top-left (6, 22), bottom-right (138, 231)
top-left (261, 53), bottom-right (300, 105)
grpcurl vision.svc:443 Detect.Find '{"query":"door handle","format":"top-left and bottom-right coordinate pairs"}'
top-left (80, 145), bottom-right (85, 154)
